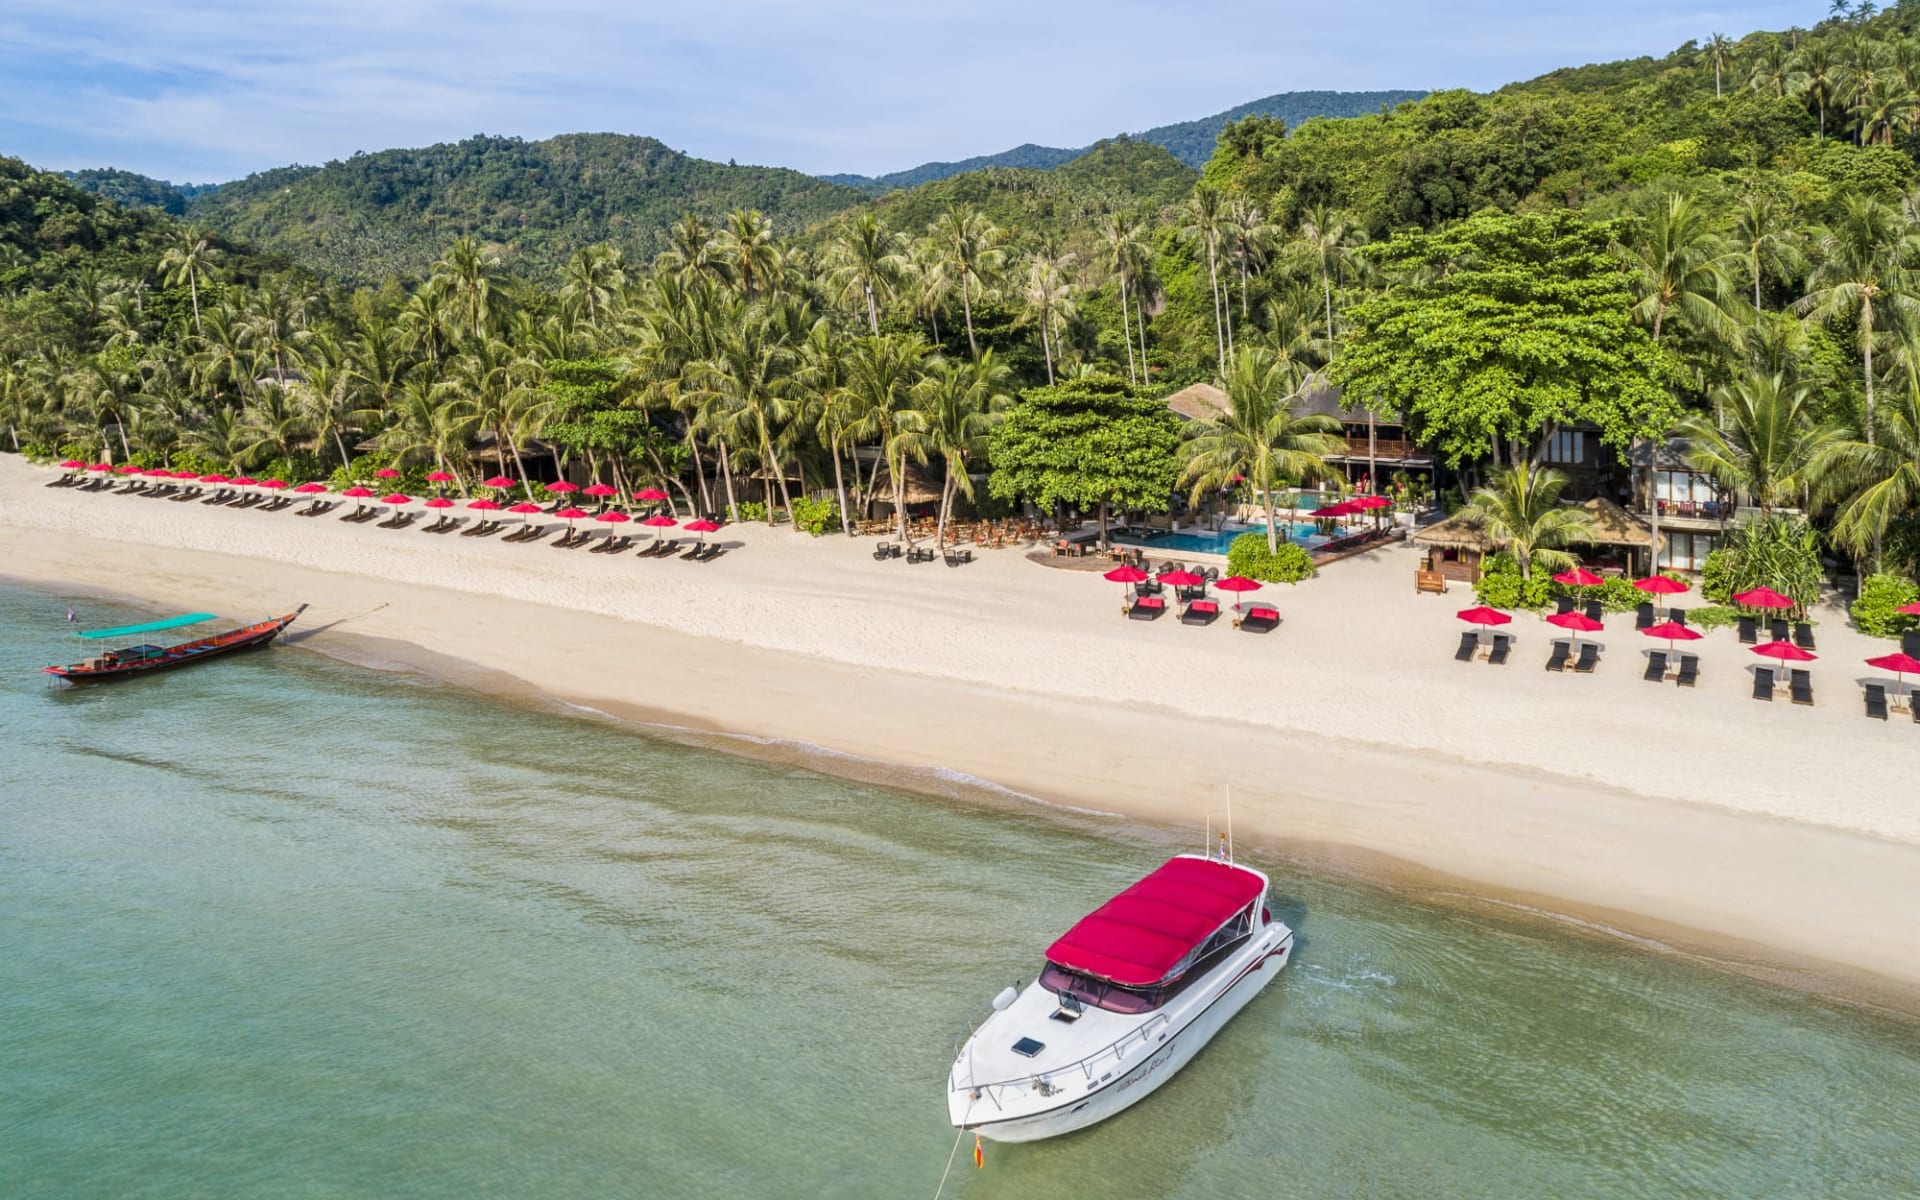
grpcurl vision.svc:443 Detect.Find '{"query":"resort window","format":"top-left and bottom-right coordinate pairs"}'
top-left (1544, 430), bottom-right (1585, 465)
top-left (1658, 530), bottom-right (1719, 573)
top-left (1654, 471), bottom-right (1726, 520)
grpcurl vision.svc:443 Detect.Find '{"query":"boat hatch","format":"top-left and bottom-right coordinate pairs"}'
top-left (1012, 1038), bottom-right (1045, 1058)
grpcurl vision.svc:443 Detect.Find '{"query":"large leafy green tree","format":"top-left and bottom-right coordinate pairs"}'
top-left (988, 374), bottom-right (1180, 543)
top-left (1332, 211), bottom-right (1681, 472)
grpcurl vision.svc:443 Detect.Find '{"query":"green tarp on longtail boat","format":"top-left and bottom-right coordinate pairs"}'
top-left (75, 614), bottom-right (219, 640)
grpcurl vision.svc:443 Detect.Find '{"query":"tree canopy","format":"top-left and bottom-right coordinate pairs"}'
top-left (988, 374), bottom-right (1180, 516)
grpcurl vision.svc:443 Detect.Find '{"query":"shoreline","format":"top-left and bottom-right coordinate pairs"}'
top-left (8, 460), bottom-right (1920, 1018)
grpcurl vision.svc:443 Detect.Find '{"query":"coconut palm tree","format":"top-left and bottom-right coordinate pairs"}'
top-left (1749, 35), bottom-right (1793, 97)
top-left (1182, 185), bottom-right (1231, 369)
top-left (1178, 347), bottom-right (1346, 553)
top-left (1731, 192), bottom-right (1803, 310)
top-left (1465, 465), bottom-right (1594, 582)
top-left (433, 237), bottom-right (508, 341)
top-left (560, 244), bottom-right (625, 330)
top-left (842, 333), bottom-right (928, 540)
top-left (1223, 197), bottom-right (1277, 320)
top-left (1017, 253), bottom-right (1076, 385)
top-left (1800, 193), bottom-right (1920, 446)
top-left (1099, 214), bottom-right (1149, 384)
top-left (826, 212), bottom-right (907, 335)
top-left (1683, 371), bottom-right (1835, 520)
top-left (158, 227), bottom-right (222, 336)
top-left (1704, 33), bottom-right (1737, 97)
top-left (713, 209), bottom-right (781, 299)
top-left (1793, 41), bottom-right (1839, 138)
top-left (935, 206), bottom-right (1005, 358)
top-left (1294, 203), bottom-right (1365, 350)
top-left (1814, 354), bottom-right (1920, 566)
top-left (694, 307), bottom-right (799, 523)
top-left (897, 353), bottom-right (1010, 549)
top-left (1616, 192), bottom-right (1743, 344)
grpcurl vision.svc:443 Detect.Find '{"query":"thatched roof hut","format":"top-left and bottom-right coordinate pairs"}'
top-left (868, 462), bottom-right (943, 507)
top-left (1165, 382), bottom-right (1229, 422)
top-left (1578, 496), bottom-right (1659, 550)
top-left (1409, 511), bottom-right (1495, 552)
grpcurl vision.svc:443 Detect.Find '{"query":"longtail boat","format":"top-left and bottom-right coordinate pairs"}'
top-left (42, 605), bottom-right (307, 683)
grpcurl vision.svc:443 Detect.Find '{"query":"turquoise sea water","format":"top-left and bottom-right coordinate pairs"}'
top-left (4, 582), bottom-right (1919, 1199)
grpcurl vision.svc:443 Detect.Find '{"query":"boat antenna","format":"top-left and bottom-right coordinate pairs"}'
top-left (1225, 784), bottom-right (1235, 866)
top-left (1205, 814), bottom-right (1212, 859)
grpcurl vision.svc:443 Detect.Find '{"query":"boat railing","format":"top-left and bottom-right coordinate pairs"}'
top-left (952, 1012), bottom-right (1172, 1098)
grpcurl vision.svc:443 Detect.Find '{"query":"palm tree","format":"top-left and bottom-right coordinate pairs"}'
top-left (1705, 33), bottom-right (1737, 98)
top-left (1223, 198), bottom-right (1276, 320)
top-left (158, 227), bottom-right (222, 336)
top-left (1017, 253), bottom-right (1076, 385)
top-left (1178, 347), bottom-right (1345, 553)
top-left (1800, 193), bottom-right (1920, 446)
top-left (1794, 41), bottom-right (1839, 138)
top-left (1749, 35), bottom-right (1792, 97)
top-left (1731, 192), bottom-right (1802, 310)
top-left (1182, 185), bottom-right (1231, 369)
top-left (714, 209), bottom-right (781, 299)
top-left (1099, 214), bottom-right (1150, 384)
top-left (897, 353), bottom-right (1010, 549)
top-left (1616, 193), bottom-right (1742, 344)
top-left (658, 213), bottom-right (721, 282)
top-left (1294, 204), bottom-right (1364, 349)
top-left (795, 320), bottom-right (861, 536)
top-left (1684, 371), bottom-right (1835, 520)
top-left (560, 244), bottom-right (625, 329)
top-left (433, 237), bottom-right (508, 341)
top-left (826, 213), bottom-right (907, 335)
top-left (935, 206), bottom-right (1005, 358)
top-left (1814, 355), bottom-right (1920, 566)
top-left (842, 333), bottom-right (927, 540)
top-left (694, 307), bottom-right (799, 523)
top-left (441, 337), bottom-right (545, 498)
top-left (1465, 465), bottom-right (1595, 582)
top-left (1853, 72), bottom-right (1916, 145)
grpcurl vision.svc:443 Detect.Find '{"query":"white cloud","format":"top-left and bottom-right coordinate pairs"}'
top-left (0, 0), bottom-right (1822, 181)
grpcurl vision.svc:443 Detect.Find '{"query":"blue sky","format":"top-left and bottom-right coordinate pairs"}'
top-left (2, 0), bottom-right (1821, 183)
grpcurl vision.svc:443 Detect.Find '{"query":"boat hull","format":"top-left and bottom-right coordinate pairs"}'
top-left (957, 931), bottom-right (1292, 1143)
top-left (43, 609), bottom-right (304, 683)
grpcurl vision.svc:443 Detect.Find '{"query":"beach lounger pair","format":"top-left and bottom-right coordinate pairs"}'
top-left (460, 519), bottom-right (503, 538)
top-left (872, 542), bottom-right (902, 560)
top-left (377, 511), bottom-right (418, 529)
top-left (905, 546), bottom-right (936, 564)
top-left (943, 548), bottom-right (974, 567)
top-left (1237, 606), bottom-right (1280, 634)
top-left (1546, 642), bottom-right (1599, 672)
top-left (1180, 599), bottom-right (1220, 626)
top-left (504, 524), bottom-right (550, 543)
top-left (636, 539), bottom-right (680, 558)
top-left (590, 535), bottom-right (633, 555)
top-left (1128, 596), bottom-right (1166, 621)
top-left (1754, 668), bottom-right (1814, 704)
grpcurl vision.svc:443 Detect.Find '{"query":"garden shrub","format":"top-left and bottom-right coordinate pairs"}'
top-left (1226, 533), bottom-right (1315, 584)
top-left (790, 496), bottom-right (841, 536)
top-left (1472, 552), bottom-right (1551, 611)
top-left (1851, 573), bottom-right (1920, 639)
top-left (1684, 604), bottom-right (1740, 632)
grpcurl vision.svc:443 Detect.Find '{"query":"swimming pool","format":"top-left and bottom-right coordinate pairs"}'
top-left (1111, 523), bottom-right (1325, 556)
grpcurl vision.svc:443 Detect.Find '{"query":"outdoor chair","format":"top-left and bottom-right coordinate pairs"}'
top-left (1635, 602), bottom-right (1654, 630)
top-left (1790, 669), bottom-right (1813, 706)
top-left (1737, 616), bottom-right (1758, 644)
top-left (1793, 622), bottom-right (1816, 650)
top-left (1488, 634), bottom-right (1512, 666)
top-left (1752, 667), bottom-right (1776, 701)
top-left (1643, 651), bottom-right (1668, 683)
top-left (1545, 642), bottom-right (1571, 672)
top-left (1180, 600), bottom-right (1220, 626)
top-left (907, 546), bottom-right (936, 564)
top-left (1770, 618), bottom-right (1791, 643)
top-left (944, 548), bottom-right (973, 567)
top-left (873, 542), bottom-right (900, 561)
top-left (1237, 606), bottom-right (1280, 633)
top-left (1676, 655), bottom-right (1699, 687)
top-left (1128, 596), bottom-right (1167, 621)
top-left (1555, 597), bottom-right (1575, 615)
top-left (1866, 682), bottom-right (1889, 720)
top-left (1455, 631), bottom-right (1479, 662)
top-left (1583, 600), bottom-right (1603, 622)
top-left (1573, 643), bottom-right (1600, 673)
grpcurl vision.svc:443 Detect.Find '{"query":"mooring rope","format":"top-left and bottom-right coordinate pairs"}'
top-left (930, 1122), bottom-right (969, 1200)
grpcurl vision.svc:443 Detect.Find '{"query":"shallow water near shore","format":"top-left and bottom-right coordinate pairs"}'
top-left (5, 583), bottom-right (1919, 1199)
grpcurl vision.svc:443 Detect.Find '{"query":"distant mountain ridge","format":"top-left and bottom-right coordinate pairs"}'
top-left (824, 89), bottom-right (1427, 193)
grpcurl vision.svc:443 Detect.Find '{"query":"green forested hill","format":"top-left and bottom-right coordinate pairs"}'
top-left (182, 133), bottom-right (869, 284)
top-left (865, 138), bottom-right (1197, 235)
top-left (60, 168), bottom-right (220, 217)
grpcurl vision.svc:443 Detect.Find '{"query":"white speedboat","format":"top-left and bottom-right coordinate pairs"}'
top-left (947, 852), bottom-right (1294, 1143)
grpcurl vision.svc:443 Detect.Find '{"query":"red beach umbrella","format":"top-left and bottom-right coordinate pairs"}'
top-left (1751, 639), bottom-right (1814, 663)
top-left (258, 479), bottom-right (288, 490)
top-left (424, 497), bottom-right (454, 509)
top-left (468, 498), bottom-right (502, 511)
top-left (1895, 602), bottom-right (1920, 616)
top-left (341, 485), bottom-right (375, 498)
top-left (200, 473), bottom-right (230, 483)
top-left (374, 468), bottom-right (401, 480)
top-left (596, 510), bottom-right (631, 523)
top-left (1309, 502), bottom-right (1357, 518)
top-left (1349, 495), bottom-right (1392, 510)
top-left (582, 483), bottom-right (618, 498)
top-left (143, 467), bottom-right (171, 477)
top-left (546, 481), bottom-right (580, 494)
top-left (115, 464), bottom-right (141, 474)
top-left (635, 487), bottom-right (669, 502)
top-left (1456, 605), bottom-right (1513, 630)
top-left (1633, 575), bottom-right (1688, 596)
top-left (171, 469), bottom-right (200, 479)
top-left (482, 475), bottom-right (517, 488)
top-left (1215, 574), bottom-right (1262, 613)
top-left (230, 475), bottom-right (258, 486)
top-left (1157, 569), bottom-right (1204, 587)
top-left (1866, 652), bottom-right (1920, 694)
top-left (1552, 567), bottom-right (1605, 588)
top-left (683, 518), bottom-right (721, 546)
top-left (425, 470), bottom-right (455, 483)
top-left (381, 493), bottom-right (412, 505)
top-left (555, 507), bottom-right (589, 534)
top-left (1641, 620), bottom-right (1703, 659)
top-left (1104, 563), bottom-right (1149, 604)
top-left (59, 459), bottom-right (85, 469)
top-left (641, 514), bottom-right (678, 528)
top-left (508, 501), bottom-right (543, 527)
top-left (294, 482), bottom-right (328, 494)
top-left (1731, 586), bottom-right (1794, 611)
top-left (88, 462), bottom-right (111, 472)
top-left (1546, 609), bottom-right (1604, 653)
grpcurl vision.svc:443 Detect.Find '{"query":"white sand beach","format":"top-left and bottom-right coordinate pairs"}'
top-left (7, 455), bottom-right (1920, 1011)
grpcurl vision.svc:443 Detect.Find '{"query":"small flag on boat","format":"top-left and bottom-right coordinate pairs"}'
top-left (973, 1134), bottom-right (983, 1169)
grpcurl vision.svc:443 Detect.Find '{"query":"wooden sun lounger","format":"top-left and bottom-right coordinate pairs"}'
top-left (1573, 643), bottom-right (1600, 673)
top-left (1180, 599), bottom-right (1220, 626)
top-left (1752, 667), bottom-right (1775, 701)
top-left (1790, 668), bottom-right (1813, 706)
top-left (1643, 651), bottom-right (1668, 682)
top-left (1128, 596), bottom-right (1167, 621)
top-left (1866, 682), bottom-right (1889, 720)
top-left (1676, 655), bottom-right (1699, 687)
top-left (516, 526), bottom-right (553, 544)
top-left (1455, 631), bottom-right (1479, 662)
top-left (1237, 606), bottom-right (1279, 633)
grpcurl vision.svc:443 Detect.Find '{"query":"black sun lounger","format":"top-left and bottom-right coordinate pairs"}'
top-left (1128, 596), bottom-right (1167, 621)
top-left (1238, 606), bottom-right (1279, 633)
top-left (1793, 622), bottom-right (1816, 650)
top-left (1180, 599), bottom-right (1220, 626)
top-left (1790, 668), bottom-right (1813, 706)
top-left (1643, 651), bottom-right (1668, 682)
top-left (1488, 634), bottom-right (1512, 665)
top-left (1752, 667), bottom-right (1775, 701)
top-left (1455, 631), bottom-right (1479, 662)
top-left (1573, 643), bottom-right (1599, 673)
top-left (1866, 682), bottom-right (1889, 720)
top-left (1545, 642), bottom-right (1570, 672)
top-left (1676, 654), bottom-right (1699, 687)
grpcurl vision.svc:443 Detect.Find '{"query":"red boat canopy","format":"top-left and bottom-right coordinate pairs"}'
top-left (1045, 857), bottom-right (1266, 988)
